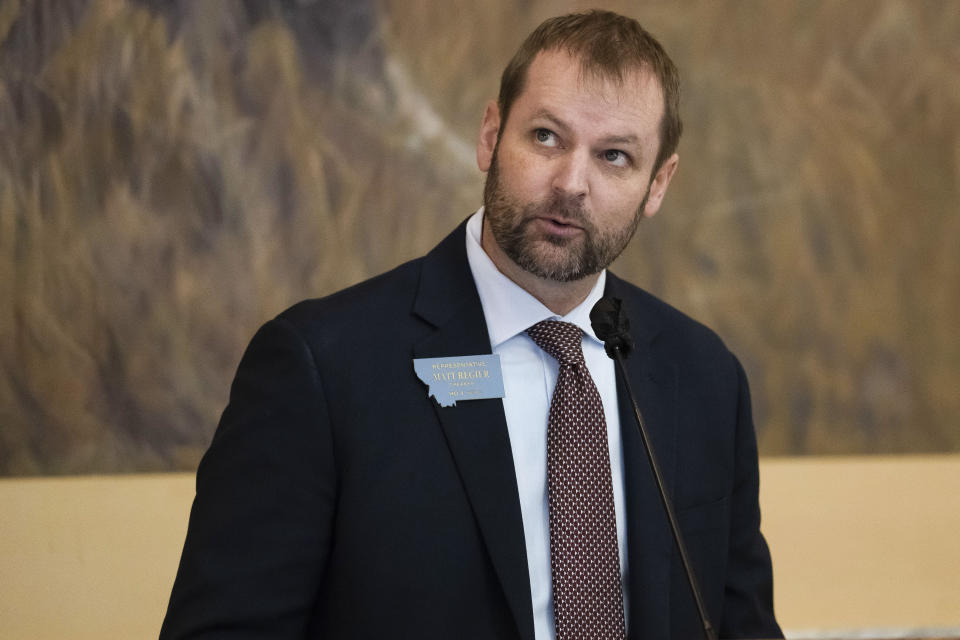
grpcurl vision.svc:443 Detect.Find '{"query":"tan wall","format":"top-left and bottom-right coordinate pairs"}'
top-left (759, 455), bottom-right (960, 634)
top-left (1, 456), bottom-right (958, 639)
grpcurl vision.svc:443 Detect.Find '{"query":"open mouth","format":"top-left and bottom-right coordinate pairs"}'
top-left (535, 216), bottom-right (584, 237)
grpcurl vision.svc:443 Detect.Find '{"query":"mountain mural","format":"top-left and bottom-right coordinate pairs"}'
top-left (1, 0), bottom-right (957, 474)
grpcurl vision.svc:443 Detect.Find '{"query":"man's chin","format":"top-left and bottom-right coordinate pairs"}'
top-left (493, 227), bottom-right (596, 282)
top-left (514, 250), bottom-right (593, 283)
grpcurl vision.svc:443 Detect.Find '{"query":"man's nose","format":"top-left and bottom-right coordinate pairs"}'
top-left (551, 149), bottom-right (590, 199)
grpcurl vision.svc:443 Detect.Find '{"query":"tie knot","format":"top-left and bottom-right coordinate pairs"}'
top-left (526, 320), bottom-right (585, 368)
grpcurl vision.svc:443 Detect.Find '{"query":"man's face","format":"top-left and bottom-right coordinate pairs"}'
top-left (478, 49), bottom-right (678, 283)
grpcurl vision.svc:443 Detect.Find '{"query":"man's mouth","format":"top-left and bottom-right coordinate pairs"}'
top-left (534, 215), bottom-right (585, 236)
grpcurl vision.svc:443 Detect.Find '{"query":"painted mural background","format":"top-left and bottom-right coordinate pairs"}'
top-left (1, 0), bottom-right (958, 475)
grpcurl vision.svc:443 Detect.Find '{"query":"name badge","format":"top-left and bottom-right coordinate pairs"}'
top-left (413, 354), bottom-right (505, 407)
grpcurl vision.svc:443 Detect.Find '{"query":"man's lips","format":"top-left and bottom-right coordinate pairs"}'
top-left (533, 215), bottom-right (585, 236)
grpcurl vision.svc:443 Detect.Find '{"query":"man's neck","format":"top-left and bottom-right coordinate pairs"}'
top-left (480, 218), bottom-right (600, 317)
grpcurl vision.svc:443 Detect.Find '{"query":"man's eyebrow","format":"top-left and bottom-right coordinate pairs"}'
top-left (531, 109), bottom-right (571, 133)
top-left (600, 134), bottom-right (640, 146)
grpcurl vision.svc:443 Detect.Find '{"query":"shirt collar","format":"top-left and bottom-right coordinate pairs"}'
top-left (465, 208), bottom-right (607, 349)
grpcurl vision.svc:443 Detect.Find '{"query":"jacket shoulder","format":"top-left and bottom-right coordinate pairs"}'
top-left (275, 256), bottom-right (426, 338)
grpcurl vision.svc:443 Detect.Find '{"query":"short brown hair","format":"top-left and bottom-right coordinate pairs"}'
top-left (497, 10), bottom-right (682, 173)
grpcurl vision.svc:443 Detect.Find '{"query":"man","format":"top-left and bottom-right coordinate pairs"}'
top-left (161, 10), bottom-right (782, 640)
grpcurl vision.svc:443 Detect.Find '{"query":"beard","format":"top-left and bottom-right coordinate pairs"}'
top-left (483, 148), bottom-right (649, 283)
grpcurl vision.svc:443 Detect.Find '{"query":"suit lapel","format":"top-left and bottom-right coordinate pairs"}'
top-left (412, 221), bottom-right (535, 640)
top-left (606, 275), bottom-right (679, 640)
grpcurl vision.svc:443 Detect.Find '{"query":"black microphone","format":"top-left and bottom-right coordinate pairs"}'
top-left (589, 296), bottom-right (634, 360)
top-left (590, 296), bottom-right (719, 640)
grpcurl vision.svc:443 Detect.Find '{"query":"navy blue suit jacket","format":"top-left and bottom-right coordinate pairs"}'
top-left (161, 220), bottom-right (782, 639)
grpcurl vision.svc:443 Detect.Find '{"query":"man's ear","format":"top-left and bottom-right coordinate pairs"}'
top-left (477, 100), bottom-right (501, 172)
top-left (642, 153), bottom-right (679, 218)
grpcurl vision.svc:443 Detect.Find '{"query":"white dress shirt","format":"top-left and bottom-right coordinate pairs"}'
top-left (464, 209), bottom-right (628, 640)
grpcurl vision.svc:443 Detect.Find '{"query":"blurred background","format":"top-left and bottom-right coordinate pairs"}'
top-left (1, 0), bottom-right (958, 475)
top-left (0, 1), bottom-right (958, 637)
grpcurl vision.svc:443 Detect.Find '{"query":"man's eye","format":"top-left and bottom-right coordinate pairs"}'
top-left (535, 129), bottom-right (558, 146)
top-left (604, 149), bottom-right (629, 166)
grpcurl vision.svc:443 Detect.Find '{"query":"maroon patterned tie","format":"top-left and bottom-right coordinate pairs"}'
top-left (526, 320), bottom-right (627, 640)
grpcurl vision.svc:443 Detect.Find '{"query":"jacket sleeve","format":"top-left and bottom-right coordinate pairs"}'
top-left (160, 316), bottom-right (337, 638)
top-left (719, 357), bottom-right (783, 639)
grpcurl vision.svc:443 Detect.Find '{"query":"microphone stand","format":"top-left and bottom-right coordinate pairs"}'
top-left (608, 344), bottom-right (719, 640)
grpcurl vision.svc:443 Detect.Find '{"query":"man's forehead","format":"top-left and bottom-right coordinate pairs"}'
top-left (515, 50), bottom-right (665, 136)
top-left (524, 49), bottom-right (664, 112)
